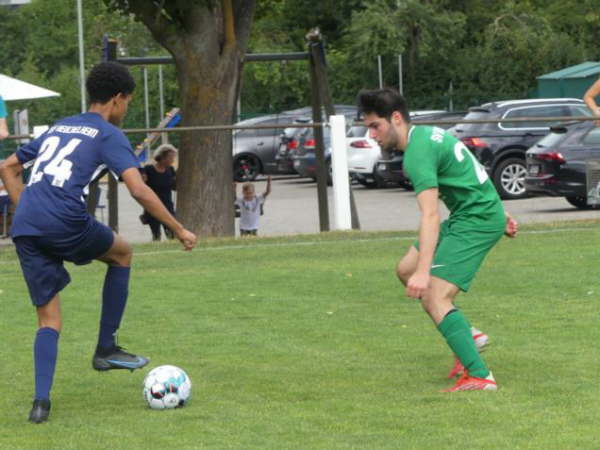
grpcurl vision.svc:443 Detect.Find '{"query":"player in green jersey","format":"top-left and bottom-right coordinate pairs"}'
top-left (358, 88), bottom-right (518, 391)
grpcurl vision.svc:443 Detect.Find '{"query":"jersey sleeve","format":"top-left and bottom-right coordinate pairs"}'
top-left (404, 140), bottom-right (439, 195)
top-left (99, 128), bottom-right (140, 177)
top-left (234, 197), bottom-right (243, 206)
top-left (257, 194), bottom-right (266, 205)
top-left (15, 134), bottom-right (44, 166)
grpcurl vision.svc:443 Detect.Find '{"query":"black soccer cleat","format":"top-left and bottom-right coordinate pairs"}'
top-left (28, 399), bottom-right (51, 424)
top-left (92, 345), bottom-right (149, 372)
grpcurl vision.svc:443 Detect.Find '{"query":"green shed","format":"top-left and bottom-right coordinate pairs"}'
top-left (536, 62), bottom-right (600, 99)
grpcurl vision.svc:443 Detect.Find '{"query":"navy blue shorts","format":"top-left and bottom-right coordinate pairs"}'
top-left (13, 220), bottom-right (115, 307)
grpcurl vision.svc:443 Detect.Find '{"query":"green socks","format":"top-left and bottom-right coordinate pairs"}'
top-left (438, 310), bottom-right (489, 379)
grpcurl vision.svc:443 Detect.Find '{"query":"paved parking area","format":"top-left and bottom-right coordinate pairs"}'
top-left (110, 175), bottom-right (600, 243)
top-left (2, 175), bottom-right (597, 247)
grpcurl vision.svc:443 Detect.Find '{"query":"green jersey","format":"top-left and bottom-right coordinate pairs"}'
top-left (403, 125), bottom-right (505, 228)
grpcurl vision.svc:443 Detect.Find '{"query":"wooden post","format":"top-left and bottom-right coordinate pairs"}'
top-left (308, 48), bottom-right (330, 232)
top-left (308, 31), bottom-right (361, 230)
top-left (104, 36), bottom-right (120, 232)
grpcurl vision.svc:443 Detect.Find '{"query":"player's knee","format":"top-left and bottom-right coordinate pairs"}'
top-left (396, 261), bottom-right (413, 284)
top-left (113, 245), bottom-right (132, 267)
top-left (104, 239), bottom-right (132, 267)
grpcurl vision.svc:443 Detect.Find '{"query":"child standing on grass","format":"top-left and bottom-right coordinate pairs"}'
top-left (235, 176), bottom-right (271, 236)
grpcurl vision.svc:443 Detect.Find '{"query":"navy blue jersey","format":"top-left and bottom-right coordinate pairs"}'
top-left (12, 112), bottom-right (139, 237)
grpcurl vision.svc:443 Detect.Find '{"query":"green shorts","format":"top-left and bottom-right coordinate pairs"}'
top-left (414, 220), bottom-right (504, 292)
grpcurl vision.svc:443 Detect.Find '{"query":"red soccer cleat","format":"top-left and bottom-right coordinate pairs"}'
top-left (447, 357), bottom-right (465, 379)
top-left (443, 371), bottom-right (497, 392)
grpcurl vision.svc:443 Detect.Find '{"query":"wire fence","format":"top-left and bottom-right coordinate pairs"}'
top-left (2, 114), bottom-right (599, 141)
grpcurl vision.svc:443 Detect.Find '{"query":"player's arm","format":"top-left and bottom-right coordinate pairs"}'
top-left (120, 167), bottom-right (197, 250)
top-left (0, 153), bottom-right (25, 205)
top-left (0, 118), bottom-right (8, 140)
top-left (583, 78), bottom-right (600, 121)
top-left (406, 188), bottom-right (440, 299)
top-left (263, 176), bottom-right (272, 197)
top-left (504, 210), bottom-right (518, 238)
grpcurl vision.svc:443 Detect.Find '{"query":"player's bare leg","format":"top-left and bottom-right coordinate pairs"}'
top-left (420, 277), bottom-right (496, 391)
top-left (29, 294), bottom-right (61, 423)
top-left (92, 233), bottom-right (148, 372)
top-left (396, 246), bottom-right (419, 286)
top-left (396, 246), bottom-right (489, 377)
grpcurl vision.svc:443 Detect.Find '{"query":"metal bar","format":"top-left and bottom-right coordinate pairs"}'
top-left (158, 65), bottom-right (167, 144)
top-left (378, 55), bottom-right (383, 88)
top-left (398, 54), bottom-right (403, 95)
top-left (108, 174), bottom-right (118, 232)
top-left (76, 0), bottom-right (86, 113)
top-left (115, 52), bottom-right (309, 67)
top-left (5, 115), bottom-right (600, 142)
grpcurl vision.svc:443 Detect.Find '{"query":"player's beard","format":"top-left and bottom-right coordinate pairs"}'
top-left (382, 125), bottom-right (400, 151)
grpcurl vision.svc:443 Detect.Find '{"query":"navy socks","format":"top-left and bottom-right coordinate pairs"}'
top-left (97, 266), bottom-right (131, 350)
top-left (34, 327), bottom-right (59, 401)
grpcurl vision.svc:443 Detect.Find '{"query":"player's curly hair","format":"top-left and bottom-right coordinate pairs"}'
top-left (86, 62), bottom-right (136, 104)
top-left (357, 88), bottom-right (410, 123)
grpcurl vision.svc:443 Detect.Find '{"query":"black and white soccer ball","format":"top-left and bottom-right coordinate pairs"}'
top-left (143, 365), bottom-right (192, 410)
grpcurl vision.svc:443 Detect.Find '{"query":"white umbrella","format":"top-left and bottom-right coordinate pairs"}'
top-left (0, 74), bottom-right (61, 101)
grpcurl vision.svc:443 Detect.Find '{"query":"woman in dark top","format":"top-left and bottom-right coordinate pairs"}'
top-left (142, 144), bottom-right (177, 240)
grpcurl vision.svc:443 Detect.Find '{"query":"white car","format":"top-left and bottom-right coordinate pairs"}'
top-left (346, 125), bottom-right (385, 188)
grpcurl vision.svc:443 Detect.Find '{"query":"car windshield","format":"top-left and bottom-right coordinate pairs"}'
top-left (347, 125), bottom-right (367, 137)
top-left (535, 130), bottom-right (568, 148)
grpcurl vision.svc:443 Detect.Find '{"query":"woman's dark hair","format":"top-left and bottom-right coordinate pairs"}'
top-left (86, 62), bottom-right (136, 104)
top-left (357, 88), bottom-right (410, 123)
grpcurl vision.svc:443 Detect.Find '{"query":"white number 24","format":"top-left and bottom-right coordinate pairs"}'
top-left (453, 142), bottom-right (488, 184)
top-left (28, 137), bottom-right (82, 188)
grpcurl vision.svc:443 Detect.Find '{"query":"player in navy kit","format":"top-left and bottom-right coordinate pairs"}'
top-left (0, 62), bottom-right (197, 424)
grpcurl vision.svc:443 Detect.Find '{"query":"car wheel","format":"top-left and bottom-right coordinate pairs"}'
top-left (493, 157), bottom-right (528, 200)
top-left (565, 196), bottom-right (592, 210)
top-left (233, 155), bottom-right (261, 182)
top-left (399, 179), bottom-right (414, 191)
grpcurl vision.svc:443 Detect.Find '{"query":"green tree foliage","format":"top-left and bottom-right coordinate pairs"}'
top-left (0, 0), bottom-right (598, 122)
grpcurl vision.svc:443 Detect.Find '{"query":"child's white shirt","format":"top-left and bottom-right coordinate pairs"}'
top-left (235, 194), bottom-right (265, 230)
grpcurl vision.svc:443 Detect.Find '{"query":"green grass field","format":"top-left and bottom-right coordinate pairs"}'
top-left (1, 221), bottom-right (599, 449)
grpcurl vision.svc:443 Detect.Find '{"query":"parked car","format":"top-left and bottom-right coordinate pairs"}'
top-left (525, 121), bottom-right (600, 209)
top-left (449, 98), bottom-right (592, 199)
top-left (235, 105), bottom-right (358, 182)
top-left (275, 119), bottom-right (311, 174)
top-left (288, 108), bottom-right (359, 183)
top-left (232, 114), bottom-right (299, 181)
top-left (373, 112), bottom-right (467, 189)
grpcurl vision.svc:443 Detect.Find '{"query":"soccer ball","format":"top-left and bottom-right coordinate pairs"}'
top-left (143, 365), bottom-right (192, 410)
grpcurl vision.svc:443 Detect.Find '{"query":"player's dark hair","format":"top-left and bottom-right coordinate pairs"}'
top-left (357, 88), bottom-right (410, 123)
top-left (86, 62), bottom-right (136, 104)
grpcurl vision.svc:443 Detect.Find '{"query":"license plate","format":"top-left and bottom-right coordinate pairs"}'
top-left (293, 160), bottom-right (300, 168)
top-left (528, 164), bottom-right (540, 176)
top-left (278, 143), bottom-right (287, 155)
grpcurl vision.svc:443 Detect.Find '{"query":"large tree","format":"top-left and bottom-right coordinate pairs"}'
top-left (106, 0), bottom-right (256, 237)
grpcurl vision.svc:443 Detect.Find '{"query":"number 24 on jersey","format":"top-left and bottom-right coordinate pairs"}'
top-left (28, 137), bottom-right (82, 188)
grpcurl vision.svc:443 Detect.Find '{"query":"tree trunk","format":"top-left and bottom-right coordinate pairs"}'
top-left (174, 43), bottom-right (240, 237)
top-left (118, 0), bottom-right (256, 237)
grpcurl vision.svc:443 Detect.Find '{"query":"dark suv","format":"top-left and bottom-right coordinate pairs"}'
top-left (449, 99), bottom-right (591, 199)
top-left (525, 121), bottom-right (600, 209)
